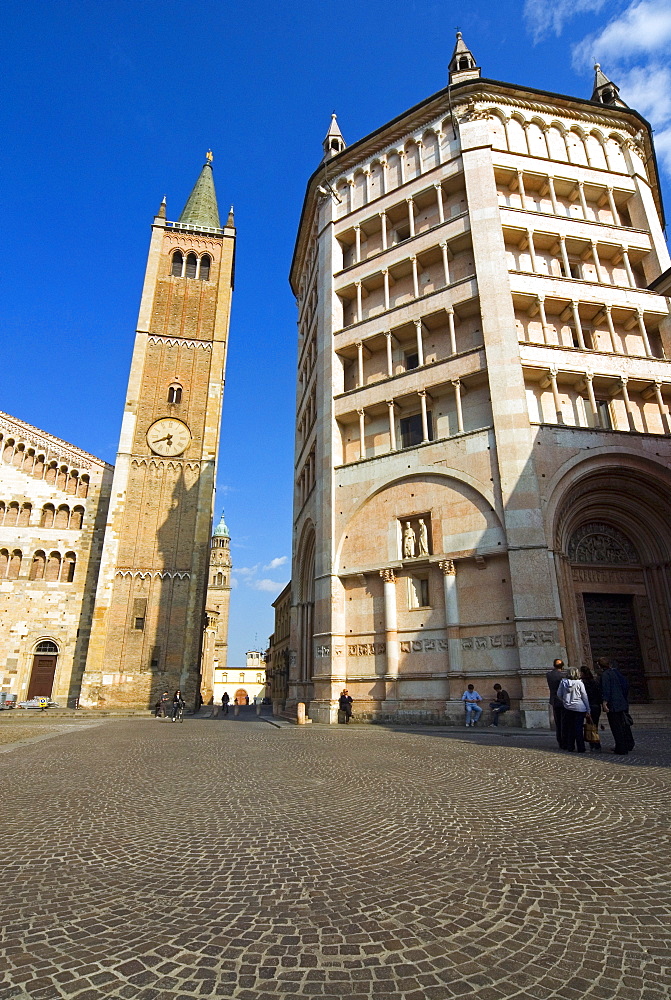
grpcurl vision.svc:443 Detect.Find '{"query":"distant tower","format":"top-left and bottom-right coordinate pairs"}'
top-left (201, 511), bottom-right (232, 704)
top-left (591, 64), bottom-right (628, 108)
top-left (81, 155), bottom-right (236, 708)
top-left (323, 113), bottom-right (346, 160)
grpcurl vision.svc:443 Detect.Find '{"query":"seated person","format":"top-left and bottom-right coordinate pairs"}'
top-left (461, 684), bottom-right (483, 727)
top-left (489, 683), bottom-right (511, 726)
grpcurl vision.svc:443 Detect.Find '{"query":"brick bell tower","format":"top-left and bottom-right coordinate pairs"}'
top-left (81, 154), bottom-right (235, 708)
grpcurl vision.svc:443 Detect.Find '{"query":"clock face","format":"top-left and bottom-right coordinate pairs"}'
top-left (146, 418), bottom-right (191, 457)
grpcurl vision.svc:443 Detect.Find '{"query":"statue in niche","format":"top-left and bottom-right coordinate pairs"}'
top-left (417, 518), bottom-right (429, 556)
top-left (402, 521), bottom-right (416, 559)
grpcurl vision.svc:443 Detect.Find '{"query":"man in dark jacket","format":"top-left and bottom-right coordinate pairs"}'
top-left (598, 657), bottom-right (635, 755)
top-left (546, 659), bottom-right (566, 747)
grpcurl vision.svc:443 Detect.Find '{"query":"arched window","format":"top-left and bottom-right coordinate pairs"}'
top-left (78, 475), bottom-right (89, 498)
top-left (70, 506), bottom-right (84, 530)
top-left (185, 252), bottom-right (198, 279)
top-left (5, 503), bottom-right (19, 527)
top-left (18, 503), bottom-right (31, 526)
top-left (55, 505), bottom-right (70, 529)
top-left (0, 550), bottom-right (8, 577)
top-left (13, 445), bottom-right (24, 467)
top-left (167, 384), bottom-right (182, 404)
top-left (57, 467), bottom-right (68, 490)
top-left (0, 503), bottom-right (4, 522)
top-left (171, 250), bottom-right (184, 277)
top-left (62, 552), bottom-right (76, 583)
top-left (199, 254), bottom-right (211, 280)
top-left (66, 471), bottom-right (78, 495)
top-left (41, 505), bottom-right (55, 528)
top-left (45, 552), bottom-right (61, 582)
top-left (3, 439), bottom-right (14, 463)
top-left (35, 640), bottom-right (58, 654)
top-left (30, 551), bottom-right (46, 581)
top-left (8, 550), bottom-right (22, 581)
top-left (45, 463), bottom-right (57, 485)
top-left (33, 455), bottom-right (45, 479)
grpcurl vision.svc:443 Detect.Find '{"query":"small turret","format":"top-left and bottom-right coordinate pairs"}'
top-left (155, 196), bottom-right (166, 221)
top-left (591, 64), bottom-right (628, 108)
top-left (448, 31), bottom-right (480, 85)
top-left (323, 113), bottom-right (346, 160)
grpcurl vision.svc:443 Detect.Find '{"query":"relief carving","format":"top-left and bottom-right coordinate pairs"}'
top-left (569, 522), bottom-right (638, 565)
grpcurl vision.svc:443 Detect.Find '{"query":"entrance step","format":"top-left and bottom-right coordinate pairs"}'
top-left (630, 703), bottom-right (671, 726)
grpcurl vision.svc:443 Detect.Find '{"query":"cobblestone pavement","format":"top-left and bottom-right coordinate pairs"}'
top-left (1, 716), bottom-right (670, 1000)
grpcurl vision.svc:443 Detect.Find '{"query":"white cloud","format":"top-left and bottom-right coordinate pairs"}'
top-left (652, 126), bottom-right (671, 175)
top-left (263, 556), bottom-right (288, 570)
top-left (252, 578), bottom-right (289, 593)
top-left (614, 63), bottom-right (671, 122)
top-left (230, 577), bottom-right (239, 588)
top-left (572, 0), bottom-right (671, 66)
top-left (236, 564), bottom-right (259, 577)
top-left (524, 0), bottom-right (606, 43)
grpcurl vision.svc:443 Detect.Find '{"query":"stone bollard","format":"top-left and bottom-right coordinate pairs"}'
top-left (256, 702), bottom-right (261, 716)
top-left (234, 704), bottom-right (240, 717)
top-left (297, 702), bottom-right (306, 725)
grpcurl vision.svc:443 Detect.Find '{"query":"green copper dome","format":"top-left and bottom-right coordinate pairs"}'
top-left (213, 512), bottom-right (230, 538)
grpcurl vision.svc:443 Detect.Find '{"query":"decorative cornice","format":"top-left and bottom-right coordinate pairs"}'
top-left (0, 412), bottom-right (109, 470)
top-left (114, 569), bottom-right (191, 580)
top-left (147, 335), bottom-right (213, 350)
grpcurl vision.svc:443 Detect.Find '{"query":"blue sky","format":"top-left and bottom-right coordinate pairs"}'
top-left (1, 0), bottom-right (669, 665)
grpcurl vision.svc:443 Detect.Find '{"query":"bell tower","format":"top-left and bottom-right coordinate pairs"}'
top-left (81, 154), bottom-right (236, 708)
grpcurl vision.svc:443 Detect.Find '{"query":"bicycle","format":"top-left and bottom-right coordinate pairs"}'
top-left (171, 703), bottom-right (184, 723)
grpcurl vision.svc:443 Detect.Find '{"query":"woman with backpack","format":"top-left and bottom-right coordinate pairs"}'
top-left (557, 668), bottom-right (592, 753)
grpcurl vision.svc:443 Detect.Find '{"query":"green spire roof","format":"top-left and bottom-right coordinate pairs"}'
top-left (178, 153), bottom-right (221, 229)
top-left (213, 512), bottom-right (230, 538)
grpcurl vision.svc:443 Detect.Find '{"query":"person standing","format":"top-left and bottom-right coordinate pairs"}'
top-left (461, 684), bottom-right (483, 727)
top-left (598, 657), bottom-right (635, 755)
top-left (546, 658), bottom-right (566, 748)
top-left (580, 666), bottom-right (602, 752)
top-left (171, 689), bottom-right (184, 722)
top-left (221, 691), bottom-right (230, 716)
top-left (488, 684), bottom-right (511, 726)
top-left (557, 668), bottom-right (591, 752)
top-left (338, 689), bottom-right (353, 723)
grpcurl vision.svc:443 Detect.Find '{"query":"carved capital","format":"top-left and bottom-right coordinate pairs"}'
top-left (379, 568), bottom-right (396, 583)
top-left (439, 559), bottom-right (456, 576)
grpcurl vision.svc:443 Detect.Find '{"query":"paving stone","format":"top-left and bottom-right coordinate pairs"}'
top-left (0, 719), bottom-right (669, 998)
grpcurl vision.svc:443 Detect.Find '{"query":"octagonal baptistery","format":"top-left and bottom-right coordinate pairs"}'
top-left (287, 35), bottom-right (671, 726)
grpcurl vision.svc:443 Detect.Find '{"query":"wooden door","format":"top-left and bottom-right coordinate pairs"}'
top-left (27, 656), bottom-right (57, 700)
top-left (583, 593), bottom-right (648, 702)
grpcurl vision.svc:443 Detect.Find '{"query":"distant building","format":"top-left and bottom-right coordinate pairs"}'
top-left (201, 512), bottom-right (233, 704)
top-left (0, 411), bottom-right (112, 705)
top-left (288, 35), bottom-right (671, 725)
top-left (214, 650), bottom-right (266, 707)
top-left (266, 582), bottom-right (291, 711)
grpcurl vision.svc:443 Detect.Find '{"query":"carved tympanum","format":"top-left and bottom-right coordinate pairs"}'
top-left (568, 522), bottom-right (638, 565)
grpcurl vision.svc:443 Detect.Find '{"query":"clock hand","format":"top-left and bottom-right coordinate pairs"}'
top-left (152, 434), bottom-right (173, 444)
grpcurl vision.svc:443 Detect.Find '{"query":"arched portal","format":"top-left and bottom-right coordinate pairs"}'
top-left (234, 688), bottom-right (248, 706)
top-left (27, 639), bottom-right (59, 700)
top-left (554, 466), bottom-right (671, 703)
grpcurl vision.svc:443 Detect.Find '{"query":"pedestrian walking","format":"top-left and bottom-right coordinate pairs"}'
top-left (461, 684), bottom-right (483, 727)
top-left (171, 689), bottom-right (185, 722)
top-left (557, 668), bottom-right (591, 752)
top-left (338, 689), bottom-right (353, 723)
top-left (580, 666), bottom-right (602, 752)
top-left (221, 691), bottom-right (229, 715)
top-left (597, 657), bottom-right (635, 755)
top-left (546, 658), bottom-right (566, 747)
top-left (488, 684), bottom-right (511, 726)
top-left (154, 690), bottom-right (169, 718)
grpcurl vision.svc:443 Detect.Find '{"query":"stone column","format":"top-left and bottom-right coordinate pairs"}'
top-left (387, 400), bottom-right (397, 451)
top-left (526, 230), bottom-right (538, 273)
top-left (547, 175), bottom-right (558, 215)
top-left (607, 187), bottom-right (620, 225)
top-left (452, 379), bottom-right (464, 434)
top-left (620, 376), bottom-right (636, 431)
top-left (571, 301), bottom-right (586, 350)
top-left (385, 331), bottom-right (393, 376)
top-left (440, 560), bottom-right (462, 675)
top-left (577, 180), bottom-right (588, 219)
top-left (414, 320), bottom-right (424, 367)
top-left (583, 371), bottom-right (599, 426)
top-left (447, 307), bottom-right (457, 355)
top-left (653, 382), bottom-right (671, 433)
top-left (407, 198), bottom-right (415, 238)
top-left (517, 170), bottom-right (527, 209)
top-left (621, 247), bottom-right (635, 288)
top-left (357, 408), bottom-right (366, 459)
top-left (441, 242), bottom-right (451, 286)
top-left (379, 569), bottom-right (399, 681)
top-left (559, 236), bottom-right (571, 278)
top-left (411, 256), bottom-right (419, 299)
top-left (590, 241), bottom-right (605, 284)
top-left (537, 296), bottom-right (549, 345)
top-left (356, 341), bottom-right (364, 387)
top-left (419, 390), bottom-right (429, 442)
top-left (548, 367), bottom-right (563, 423)
top-left (636, 309), bottom-right (653, 358)
top-left (381, 211), bottom-right (388, 250)
top-left (356, 281), bottom-right (363, 323)
top-left (383, 269), bottom-right (390, 311)
top-left (435, 182), bottom-right (445, 224)
top-left (354, 225), bottom-right (361, 264)
top-left (604, 305), bottom-right (619, 353)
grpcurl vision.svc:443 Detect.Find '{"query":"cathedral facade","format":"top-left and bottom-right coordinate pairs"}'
top-left (288, 36), bottom-right (671, 725)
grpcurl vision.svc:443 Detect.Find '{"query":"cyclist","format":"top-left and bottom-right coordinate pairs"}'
top-left (171, 689), bottom-right (185, 722)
